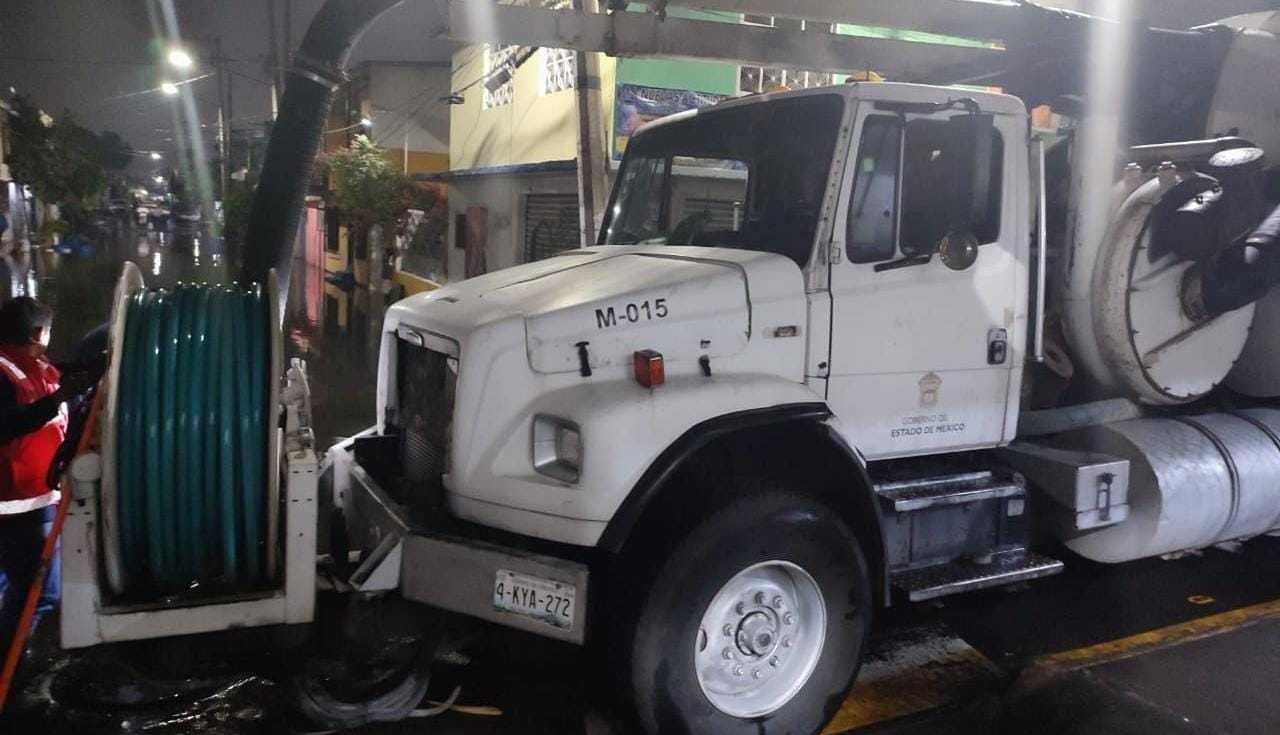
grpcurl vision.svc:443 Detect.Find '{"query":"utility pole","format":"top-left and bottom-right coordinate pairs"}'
top-left (283, 0), bottom-right (292, 68)
top-left (225, 65), bottom-right (235, 183)
top-left (266, 0), bottom-right (284, 117)
top-left (572, 0), bottom-right (609, 248)
top-left (214, 36), bottom-right (230, 199)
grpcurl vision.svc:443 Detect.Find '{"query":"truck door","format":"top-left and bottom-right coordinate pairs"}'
top-left (826, 105), bottom-right (1026, 459)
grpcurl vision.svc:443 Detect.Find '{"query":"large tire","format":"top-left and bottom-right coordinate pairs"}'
top-left (621, 489), bottom-right (871, 734)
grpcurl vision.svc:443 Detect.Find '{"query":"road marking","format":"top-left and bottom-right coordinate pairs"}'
top-left (826, 599), bottom-right (1280, 733)
top-left (1016, 597), bottom-right (1280, 690)
top-left (824, 628), bottom-right (1000, 734)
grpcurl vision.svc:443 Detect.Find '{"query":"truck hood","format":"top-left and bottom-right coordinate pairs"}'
top-left (386, 246), bottom-right (802, 374)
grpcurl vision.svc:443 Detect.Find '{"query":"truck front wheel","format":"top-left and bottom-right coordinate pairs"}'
top-left (621, 490), bottom-right (871, 734)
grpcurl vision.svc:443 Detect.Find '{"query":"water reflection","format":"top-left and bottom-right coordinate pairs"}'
top-left (286, 235), bottom-right (385, 447)
top-left (3, 223), bottom-right (383, 447)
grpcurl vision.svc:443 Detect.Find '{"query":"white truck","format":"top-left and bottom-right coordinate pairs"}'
top-left (325, 71), bottom-right (1280, 734)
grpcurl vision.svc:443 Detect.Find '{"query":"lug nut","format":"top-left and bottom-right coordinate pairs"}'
top-left (782, 637), bottom-right (793, 648)
top-left (723, 624), bottom-right (733, 637)
top-left (733, 665), bottom-right (743, 676)
top-left (755, 591), bottom-right (766, 605)
top-left (783, 612), bottom-right (794, 625)
top-left (735, 602), bottom-right (746, 615)
top-left (752, 668), bottom-right (762, 680)
top-left (771, 595), bottom-right (783, 609)
top-left (769, 656), bottom-right (780, 667)
top-left (722, 647), bottom-right (733, 660)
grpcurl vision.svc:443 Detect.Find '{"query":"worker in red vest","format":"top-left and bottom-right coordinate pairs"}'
top-left (0, 297), bottom-right (93, 650)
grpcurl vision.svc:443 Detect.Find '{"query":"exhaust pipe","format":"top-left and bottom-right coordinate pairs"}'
top-left (240, 0), bottom-right (404, 308)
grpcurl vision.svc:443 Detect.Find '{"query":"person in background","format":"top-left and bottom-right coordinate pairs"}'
top-left (0, 297), bottom-right (96, 651)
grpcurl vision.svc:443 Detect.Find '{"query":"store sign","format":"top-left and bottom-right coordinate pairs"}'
top-left (613, 84), bottom-right (726, 160)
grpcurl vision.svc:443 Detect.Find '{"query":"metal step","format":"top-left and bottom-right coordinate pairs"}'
top-left (891, 549), bottom-right (1064, 602)
top-left (874, 470), bottom-right (1025, 512)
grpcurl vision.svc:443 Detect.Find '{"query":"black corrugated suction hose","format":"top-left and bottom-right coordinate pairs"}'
top-left (241, 0), bottom-right (404, 308)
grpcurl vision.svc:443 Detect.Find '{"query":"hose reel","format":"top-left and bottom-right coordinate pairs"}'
top-left (101, 263), bottom-right (282, 601)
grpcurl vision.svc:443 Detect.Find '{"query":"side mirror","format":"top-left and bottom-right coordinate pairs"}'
top-left (944, 113), bottom-right (995, 231)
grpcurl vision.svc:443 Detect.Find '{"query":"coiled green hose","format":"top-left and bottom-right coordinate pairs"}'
top-left (115, 283), bottom-right (270, 596)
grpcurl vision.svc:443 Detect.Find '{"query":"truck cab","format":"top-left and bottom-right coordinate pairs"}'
top-left (339, 82), bottom-right (1045, 734)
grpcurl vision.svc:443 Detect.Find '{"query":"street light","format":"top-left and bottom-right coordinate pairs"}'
top-left (160, 81), bottom-right (179, 96)
top-left (359, 117), bottom-right (373, 129)
top-left (150, 151), bottom-right (163, 161)
top-left (167, 47), bottom-right (194, 70)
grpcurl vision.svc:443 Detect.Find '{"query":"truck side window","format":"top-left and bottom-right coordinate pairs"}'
top-left (900, 119), bottom-right (1004, 257)
top-left (848, 115), bottom-right (902, 263)
top-left (847, 114), bottom-right (1004, 264)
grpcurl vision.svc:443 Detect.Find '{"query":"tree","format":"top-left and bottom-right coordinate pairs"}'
top-left (6, 95), bottom-right (107, 227)
top-left (325, 135), bottom-right (402, 232)
top-left (222, 175), bottom-right (256, 244)
top-left (96, 130), bottom-right (134, 171)
top-left (324, 135), bottom-right (442, 258)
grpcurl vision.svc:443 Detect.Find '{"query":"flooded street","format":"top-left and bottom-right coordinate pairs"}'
top-left (4, 222), bottom-right (383, 449)
top-left (2, 223), bottom-right (599, 735)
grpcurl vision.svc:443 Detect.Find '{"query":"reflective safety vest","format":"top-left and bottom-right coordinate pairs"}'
top-left (0, 345), bottom-right (66, 515)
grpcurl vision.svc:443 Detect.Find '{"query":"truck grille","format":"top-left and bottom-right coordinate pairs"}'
top-left (396, 340), bottom-right (456, 503)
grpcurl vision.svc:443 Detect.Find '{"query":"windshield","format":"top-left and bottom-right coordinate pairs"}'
top-left (602, 94), bottom-right (844, 266)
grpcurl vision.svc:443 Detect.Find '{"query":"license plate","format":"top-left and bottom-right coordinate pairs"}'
top-left (493, 569), bottom-right (576, 629)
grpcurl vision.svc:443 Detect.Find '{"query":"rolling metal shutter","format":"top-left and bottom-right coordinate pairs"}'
top-left (683, 197), bottom-right (740, 231)
top-left (523, 193), bottom-right (581, 262)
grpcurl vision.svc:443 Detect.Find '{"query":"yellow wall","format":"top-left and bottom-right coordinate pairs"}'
top-left (325, 225), bottom-right (349, 273)
top-left (393, 270), bottom-right (441, 295)
top-left (382, 149), bottom-right (450, 175)
top-left (324, 282), bottom-right (350, 329)
top-left (450, 45), bottom-right (616, 170)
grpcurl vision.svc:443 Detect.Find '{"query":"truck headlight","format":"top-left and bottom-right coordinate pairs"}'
top-left (532, 415), bottom-right (582, 483)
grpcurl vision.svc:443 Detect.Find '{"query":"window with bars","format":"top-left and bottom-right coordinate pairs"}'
top-left (740, 66), bottom-right (833, 93)
top-left (540, 47), bottom-right (577, 96)
top-left (738, 15), bottom-right (834, 94)
top-left (483, 44), bottom-right (517, 109)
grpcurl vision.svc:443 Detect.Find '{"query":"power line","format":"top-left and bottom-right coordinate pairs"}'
top-left (225, 67), bottom-right (272, 87)
top-left (0, 55), bottom-right (154, 67)
top-left (332, 45), bottom-right (524, 153)
top-left (368, 85), bottom-right (442, 142)
top-left (0, 54), bottom-right (271, 67)
top-left (93, 73), bottom-right (216, 105)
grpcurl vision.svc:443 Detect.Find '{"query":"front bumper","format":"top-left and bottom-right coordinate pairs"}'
top-left (341, 446), bottom-right (591, 645)
top-left (400, 531), bottom-right (590, 645)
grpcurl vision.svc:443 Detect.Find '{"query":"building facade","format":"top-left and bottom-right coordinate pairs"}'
top-left (316, 61), bottom-right (451, 291)
top-left (436, 7), bottom-right (973, 281)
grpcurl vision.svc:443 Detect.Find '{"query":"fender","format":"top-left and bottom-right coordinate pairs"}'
top-left (597, 402), bottom-right (888, 605)
top-left (444, 372), bottom-right (838, 546)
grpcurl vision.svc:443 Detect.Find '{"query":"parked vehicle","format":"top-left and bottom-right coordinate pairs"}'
top-left (320, 81), bottom-right (1280, 732)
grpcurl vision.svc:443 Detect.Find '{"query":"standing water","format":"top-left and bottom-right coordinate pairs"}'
top-left (0, 221), bottom-right (409, 733)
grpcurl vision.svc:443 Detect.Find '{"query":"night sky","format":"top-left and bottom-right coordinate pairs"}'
top-left (0, 0), bottom-right (451, 166)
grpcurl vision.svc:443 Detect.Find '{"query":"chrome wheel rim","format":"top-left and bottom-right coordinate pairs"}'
top-left (693, 560), bottom-right (826, 718)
